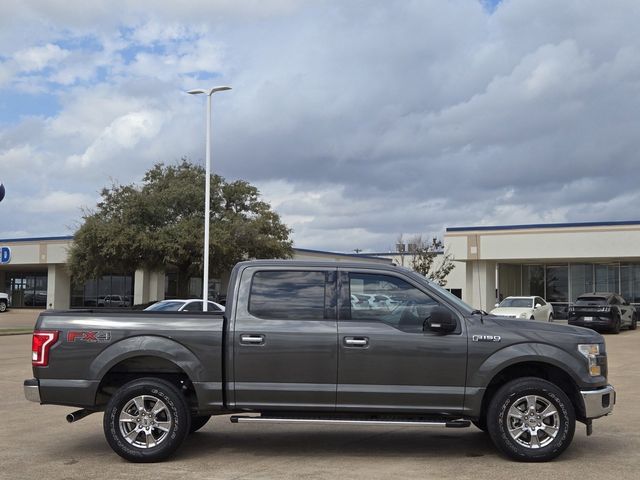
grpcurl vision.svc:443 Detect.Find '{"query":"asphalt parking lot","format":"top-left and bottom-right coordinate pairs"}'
top-left (1, 320), bottom-right (638, 480)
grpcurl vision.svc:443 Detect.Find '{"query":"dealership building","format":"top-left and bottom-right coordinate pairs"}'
top-left (2, 220), bottom-right (640, 317)
top-left (444, 220), bottom-right (640, 317)
top-left (0, 236), bottom-right (390, 309)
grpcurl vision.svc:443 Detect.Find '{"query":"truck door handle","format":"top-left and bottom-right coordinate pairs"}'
top-left (344, 336), bottom-right (369, 347)
top-left (240, 334), bottom-right (265, 345)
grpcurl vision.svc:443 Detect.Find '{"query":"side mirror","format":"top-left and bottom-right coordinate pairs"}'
top-left (494, 303), bottom-right (499, 308)
top-left (535, 303), bottom-right (541, 309)
top-left (424, 306), bottom-right (457, 334)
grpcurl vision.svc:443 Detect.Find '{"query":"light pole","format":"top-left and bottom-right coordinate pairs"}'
top-left (188, 86), bottom-right (232, 311)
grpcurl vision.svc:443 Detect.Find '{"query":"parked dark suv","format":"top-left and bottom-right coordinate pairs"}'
top-left (568, 293), bottom-right (637, 333)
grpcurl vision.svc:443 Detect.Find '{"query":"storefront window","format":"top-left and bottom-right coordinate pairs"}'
top-left (70, 274), bottom-right (134, 308)
top-left (570, 264), bottom-right (594, 301)
top-left (5, 273), bottom-right (48, 307)
top-left (521, 265), bottom-right (544, 297)
top-left (595, 264), bottom-right (619, 293)
top-left (621, 264), bottom-right (640, 303)
top-left (546, 265), bottom-right (569, 302)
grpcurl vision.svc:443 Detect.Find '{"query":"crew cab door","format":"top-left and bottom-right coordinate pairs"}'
top-left (336, 269), bottom-right (467, 413)
top-left (232, 266), bottom-right (337, 410)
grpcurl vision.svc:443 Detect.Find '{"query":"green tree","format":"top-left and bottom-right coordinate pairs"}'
top-left (68, 159), bottom-right (293, 297)
top-left (399, 235), bottom-right (455, 286)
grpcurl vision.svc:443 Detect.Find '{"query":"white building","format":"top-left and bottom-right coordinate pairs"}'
top-left (0, 237), bottom-right (390, 309)
top-left (444, 220), bottom-right (640, 317)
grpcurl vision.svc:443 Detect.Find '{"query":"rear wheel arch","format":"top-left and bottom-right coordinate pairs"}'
top-left (91, 337), bottom-right (203, 409)
top-left (95, 355), bottom-right (198, 409)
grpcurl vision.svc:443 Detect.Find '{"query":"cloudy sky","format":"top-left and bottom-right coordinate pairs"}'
top-left (1, 0), bottom-right (639, 252)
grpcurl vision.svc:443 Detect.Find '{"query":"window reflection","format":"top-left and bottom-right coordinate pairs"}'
top-left (249, 271), bottom-right (326, 320)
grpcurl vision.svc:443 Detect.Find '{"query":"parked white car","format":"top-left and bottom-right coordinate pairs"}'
top-left (490, 296), bottom-right (554, 321)
top-left (144, 299), bottom-right (225, 313)
top-left (0, 292), bottom-right (9, 312)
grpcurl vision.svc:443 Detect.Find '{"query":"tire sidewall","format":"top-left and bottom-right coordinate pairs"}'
top-left (104, 378), bottom-right (190, 462)
top-left (0, 301), bottom-right (6, 312)
top-left (488, 378), bottom-right (575, 462)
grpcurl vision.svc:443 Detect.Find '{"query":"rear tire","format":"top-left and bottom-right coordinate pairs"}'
top-left (629, 314), bottom-right (637, 331)
top-left (610, 315), bottom-right (621, 334)
top-left (189, 414), bottom-right (211, 433)
top-left (487, 377), bottom-right (575, 462)
top-left (103, 377), bottom-right (191, 462)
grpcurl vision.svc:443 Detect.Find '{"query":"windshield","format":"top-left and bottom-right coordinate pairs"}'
top-left (145, 301), bottom-right (184, 311)
top-left (575, 297), bottom-right (607, 305)
top-left (499, 298), bottom-right (533, 308)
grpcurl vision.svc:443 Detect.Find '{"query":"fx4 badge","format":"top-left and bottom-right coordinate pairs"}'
top-left (472, 334), bottom-right (501, 342)
top-left (67, 331), bottom-right (111, 343)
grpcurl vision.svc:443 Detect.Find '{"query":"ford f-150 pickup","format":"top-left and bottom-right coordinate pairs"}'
top-left (24, 260), bottom-right (615, 463)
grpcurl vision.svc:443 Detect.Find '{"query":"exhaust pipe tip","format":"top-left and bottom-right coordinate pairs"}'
top-left (66, 409), bottom-right (94, 423)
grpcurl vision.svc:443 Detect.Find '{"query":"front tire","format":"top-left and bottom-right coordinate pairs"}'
top-left (103, 377), bottom-right (191, 462)
top-left (0, 301), bottom-right (6, 312)
top-left (487, 377), bottom-right (575, 462)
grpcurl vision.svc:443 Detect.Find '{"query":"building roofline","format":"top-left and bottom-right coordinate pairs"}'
top-left (294, 247), bottom-right (390, 261)
top-left (0, 235), bottom-right (74, 243)
top-left (446, 220), bottom-right (640, 233)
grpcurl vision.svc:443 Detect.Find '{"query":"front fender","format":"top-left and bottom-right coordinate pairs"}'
top-left (463, 342), bottom-right (598, 418)
top-left (468, 342), bottom-right (587, 389)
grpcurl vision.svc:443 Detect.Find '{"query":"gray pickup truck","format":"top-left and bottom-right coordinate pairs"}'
top-left (25, 260), bottom-right (615, 463)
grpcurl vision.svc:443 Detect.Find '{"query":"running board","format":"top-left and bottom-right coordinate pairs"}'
top-left (230, 415), bottom-right (470, 428)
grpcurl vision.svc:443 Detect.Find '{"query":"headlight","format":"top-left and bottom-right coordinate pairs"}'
top-left (519, 312), bottom-right (529, 318)
top-left (578, 344), bottom-right (601, 376)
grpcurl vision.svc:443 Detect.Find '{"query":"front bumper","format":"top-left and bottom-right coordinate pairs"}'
top-left (24, 378), bottom-right (40, 403)
top-left (581, 384), bottom-right (615, 419)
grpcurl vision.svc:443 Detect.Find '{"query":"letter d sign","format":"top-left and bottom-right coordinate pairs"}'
top-left (0, 247), bottom-right (11, 264)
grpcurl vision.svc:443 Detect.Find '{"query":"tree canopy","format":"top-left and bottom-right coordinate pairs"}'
top-left (68, 160), bottom-right (293, 295)
top-left (398, 235), bottom-right (455, 286)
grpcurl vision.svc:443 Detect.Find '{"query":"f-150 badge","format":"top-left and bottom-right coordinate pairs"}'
top-left (472, 335), bottom-right (501, 342)
top-left (67, 331), bottom-right (111, 343)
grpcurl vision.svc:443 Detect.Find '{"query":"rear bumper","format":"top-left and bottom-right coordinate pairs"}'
top-left (24, 378), bottom-right (40, 403)
top-left (569, 317), bottom-right (613, 329)
top-left (23, 377), bottom-right (99, 407)
top-left (581, 384), bottom-right (615, 419)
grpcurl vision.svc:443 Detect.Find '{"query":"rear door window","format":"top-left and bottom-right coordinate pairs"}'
top-left (249, 271), bottom-right (327, 320)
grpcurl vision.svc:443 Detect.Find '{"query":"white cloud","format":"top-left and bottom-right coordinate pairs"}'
top-left (24, 190), bottom-right (96, 214)
top-left (15, 43), bottom-right (70, 72)
top-left (2, 0), bottom-right (640, 250)
top-left (66, 109), bottom-right (167, 168)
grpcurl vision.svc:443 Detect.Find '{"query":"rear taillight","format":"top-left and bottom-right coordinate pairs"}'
top-left (32, 331), bottom-right (59, 367)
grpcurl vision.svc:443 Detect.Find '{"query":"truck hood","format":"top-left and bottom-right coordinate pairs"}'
top-left (480, 314), bottom-right (603, 344)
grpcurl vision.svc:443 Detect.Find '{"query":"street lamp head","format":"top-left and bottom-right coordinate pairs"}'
top-left (187, 86), bottom-right (232, 96)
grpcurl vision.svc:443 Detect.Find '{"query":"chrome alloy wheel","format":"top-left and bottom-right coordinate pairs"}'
top-left (506, 395), bottom-right (560, 449)
top-left (118, 395), bottom-right (173, 449)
